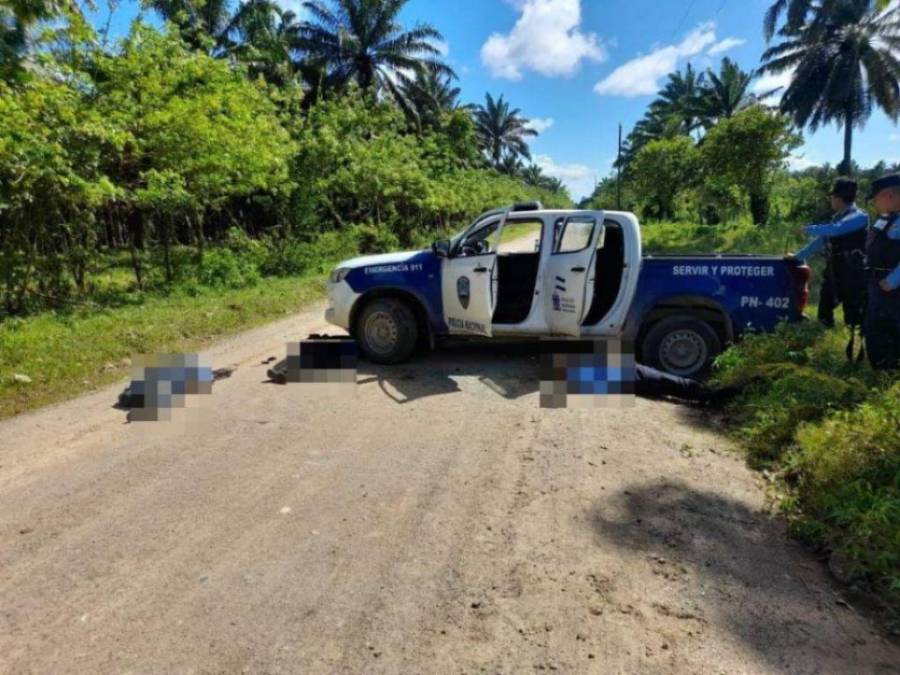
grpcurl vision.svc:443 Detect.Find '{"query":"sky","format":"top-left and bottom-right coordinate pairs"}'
top-left (90, 0), bottom-right (900, 201)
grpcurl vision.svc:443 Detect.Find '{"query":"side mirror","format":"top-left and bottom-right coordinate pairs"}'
top-left (432, 239), bottom-right (451, 258)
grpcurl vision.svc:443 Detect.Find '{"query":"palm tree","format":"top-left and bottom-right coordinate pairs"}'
top-left (473, 93), bottom-right (538, 169)
top-left (1, 0), bottom-right (84, 80)
top-left (400, 66), bottom-right (462, 128)
top-left (697, 58), bottom-right (761, 125)
top-left (618, 111), bottom-right (683, 172)
top-left (761, 0), bottom-right (893, 39)
top-left (649, 64), bottom-right (706, 135)
top-left (147, 0), bottom-right (234, 52)
top-left (297, 0), bottom-right (453, 109)
top-left (520, 164), bottom-right (545, 186)
top-left (761, 0), bottom-right (900, 174)
top-left (497, 153), bottom-right (525, 177)
top-left (521, 166), bottom-right (565, 194)
top-left (764, 0), bottom-right (823, 40)
top-left (224, 1), bottom-right (304, 85)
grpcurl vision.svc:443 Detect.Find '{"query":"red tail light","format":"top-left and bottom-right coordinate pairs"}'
top-left (788, 264), bottom-right (811, 313)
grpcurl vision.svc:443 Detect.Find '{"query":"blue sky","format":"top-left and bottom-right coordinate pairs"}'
top-left (91, 0), bottom-right (900, 200)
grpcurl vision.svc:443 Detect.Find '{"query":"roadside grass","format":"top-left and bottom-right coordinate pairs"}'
top-left (0, 274), bottom-right (326, 420)
top-left (712, 324), bottom-right (899, 619)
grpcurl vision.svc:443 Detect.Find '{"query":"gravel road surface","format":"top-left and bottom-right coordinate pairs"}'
top-left (1, 304), bottom-right (897, 674)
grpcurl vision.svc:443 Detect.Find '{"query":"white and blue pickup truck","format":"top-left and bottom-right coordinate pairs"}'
top-left (325, 202), bottom-right (811, 377)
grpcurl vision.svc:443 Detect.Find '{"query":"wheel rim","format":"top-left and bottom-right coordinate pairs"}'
top-left (659, 329), bottom-right (708, 376)
top-left (364, 311), bottom-right (399, 355)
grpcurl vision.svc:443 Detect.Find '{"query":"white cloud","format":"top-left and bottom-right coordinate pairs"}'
top-left (788, 154), bottom-right (817, 171)
top-left (482, 0), bottom-right (607, 80)
top-left (432, 40), bottom-right (450, 57)
top-left (708, 37), bottom-right (746, 56)
top-left (594, 22), bottom-right (719, 97)
top-left (753, 68), bottom-right (794, 103)
top-left (525, 117), bottom-right (554, 134)
top-left (534, 154), bottom-right (596, 200)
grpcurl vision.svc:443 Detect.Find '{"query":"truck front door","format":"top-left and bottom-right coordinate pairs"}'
top-left (543, 213), bottom-right (604, 337)
top-left (441, 215), bottom-right (506, 337)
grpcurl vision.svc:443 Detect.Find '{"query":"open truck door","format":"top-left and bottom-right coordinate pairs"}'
top-left (441, 211), bottom-right (509, 337)
top-left (543, 212), bottom-right (605, 337)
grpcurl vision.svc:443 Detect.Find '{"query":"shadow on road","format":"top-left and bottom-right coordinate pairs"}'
top-left (588, 480), bottom-right (898, 672)
top-left (357, 342), bottom-right (542, 404)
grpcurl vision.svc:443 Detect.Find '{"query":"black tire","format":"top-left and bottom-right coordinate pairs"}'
top-left (355, 298), bottom-right (419, 364)
top-left (642, 315), bottom-right (722, 379)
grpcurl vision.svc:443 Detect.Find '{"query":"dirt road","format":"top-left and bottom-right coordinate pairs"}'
top-left (1, 304), bottom-right (897, 674)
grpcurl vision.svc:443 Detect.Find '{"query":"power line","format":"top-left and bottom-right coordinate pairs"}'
top-left (672, 0), bottom-right (699, 38)
top-left (714, 0), bottom-right (729, 18)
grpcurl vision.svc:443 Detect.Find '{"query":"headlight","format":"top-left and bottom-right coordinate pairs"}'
top-left (330, 267), bottom-right (351, 284)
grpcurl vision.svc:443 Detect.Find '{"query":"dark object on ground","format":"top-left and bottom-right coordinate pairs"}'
top-left (635, 364), bottom-right (739, 405)
top-left (262, 356), bottom-right (277, 365)
top-left (213, 367), bottom-right (236, 381)
top-left (267, 359), bottom-right (290, 384)
top-left (267, 335), bottom-right (358, 384)
top-left (116, 385), bottom-right (143, 410)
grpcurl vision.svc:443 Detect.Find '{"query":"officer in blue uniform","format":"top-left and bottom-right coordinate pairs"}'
top-left (864, 174), bottom-right (900, 370)
top-left (796, 178), bottom-right (869, 328)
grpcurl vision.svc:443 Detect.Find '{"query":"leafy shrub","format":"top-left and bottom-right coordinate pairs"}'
top-left (789, 385), bottom-right (900, 598)
top-left (260, 229), bottom-right (359, 277)
top-left (727, 364), bottom-right (868, 461)
top-left (713, 322), bottom-right (899, 612)
top-left (351, 223), bottom-right (402, 255)
top-left (224, 227), bottom-right (267, 268)
top-left (198, 249), bottom-right (261, 289)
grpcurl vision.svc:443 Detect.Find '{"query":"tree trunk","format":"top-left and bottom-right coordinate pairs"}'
top-left (840, 117), bottom-right (853, 176)
top-left (750, 192), bottom-right (769, 226)
top-left (161, 216), bottom-right (172, 284)
top-left (128, 211), bottom-right (144, 291)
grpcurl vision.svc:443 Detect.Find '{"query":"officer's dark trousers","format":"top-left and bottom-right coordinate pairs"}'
top-left (864, 282), bottom-right (900, 370)
top-left (635, 364), bottom-right (708, 400)
top-left (818, 265), bottom-right (838, 327)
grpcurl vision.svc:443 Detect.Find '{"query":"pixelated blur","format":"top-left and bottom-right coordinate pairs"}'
top-left (123, 353), bottom-right (214, 421)
top-left (268, 336), bottom-right (358, 386)
top-left (539, 339), bottom-right (636, 409)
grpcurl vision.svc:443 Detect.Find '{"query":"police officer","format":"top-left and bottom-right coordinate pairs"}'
top-left (864, 174), bottom-right (900, 370)
top-left (796, 178), bottom-right (869, 329)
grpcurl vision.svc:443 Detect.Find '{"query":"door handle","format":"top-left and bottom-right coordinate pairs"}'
top-left (473, 267), bottom-right (489, 273)
top-left (571, 266), bottom-right (586, 273)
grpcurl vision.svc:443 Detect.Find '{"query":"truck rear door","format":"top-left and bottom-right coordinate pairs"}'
top-left (543, 212), bottom-right (604, 337)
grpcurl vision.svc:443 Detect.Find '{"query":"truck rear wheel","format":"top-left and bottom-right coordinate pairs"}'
top-left (356, 298), bottom-right (418, 364)
top-left (642, 316), bottom-right (722, 379)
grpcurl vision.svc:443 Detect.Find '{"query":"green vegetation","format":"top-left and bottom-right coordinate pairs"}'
top-left (712, 324), bottom-right (899, 617)
top-left (0, 0), bottom-right (568, 417)
top-left (0, 273), bottom-right (325, 419)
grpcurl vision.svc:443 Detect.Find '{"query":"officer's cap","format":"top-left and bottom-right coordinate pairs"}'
top-left (829, 177), bottom-right (857, 202)
top-left (867, 173), bottom-right (900, 200)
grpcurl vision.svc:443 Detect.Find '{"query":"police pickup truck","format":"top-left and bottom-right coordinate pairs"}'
top-left (325, 203), bottom-right (811, 378)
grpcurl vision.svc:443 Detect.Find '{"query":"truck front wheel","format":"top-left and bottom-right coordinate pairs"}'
top-left (642, 316), bottom-right (722, 379)
top-left (355, 298), bottom-right (419, 364)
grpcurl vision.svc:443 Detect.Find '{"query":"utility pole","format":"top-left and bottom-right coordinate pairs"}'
top-left (616, 123), bottom-right (623, 210)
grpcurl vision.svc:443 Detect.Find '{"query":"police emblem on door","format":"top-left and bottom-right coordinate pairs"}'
top-left (457, 276), bottom-right (471, 309)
